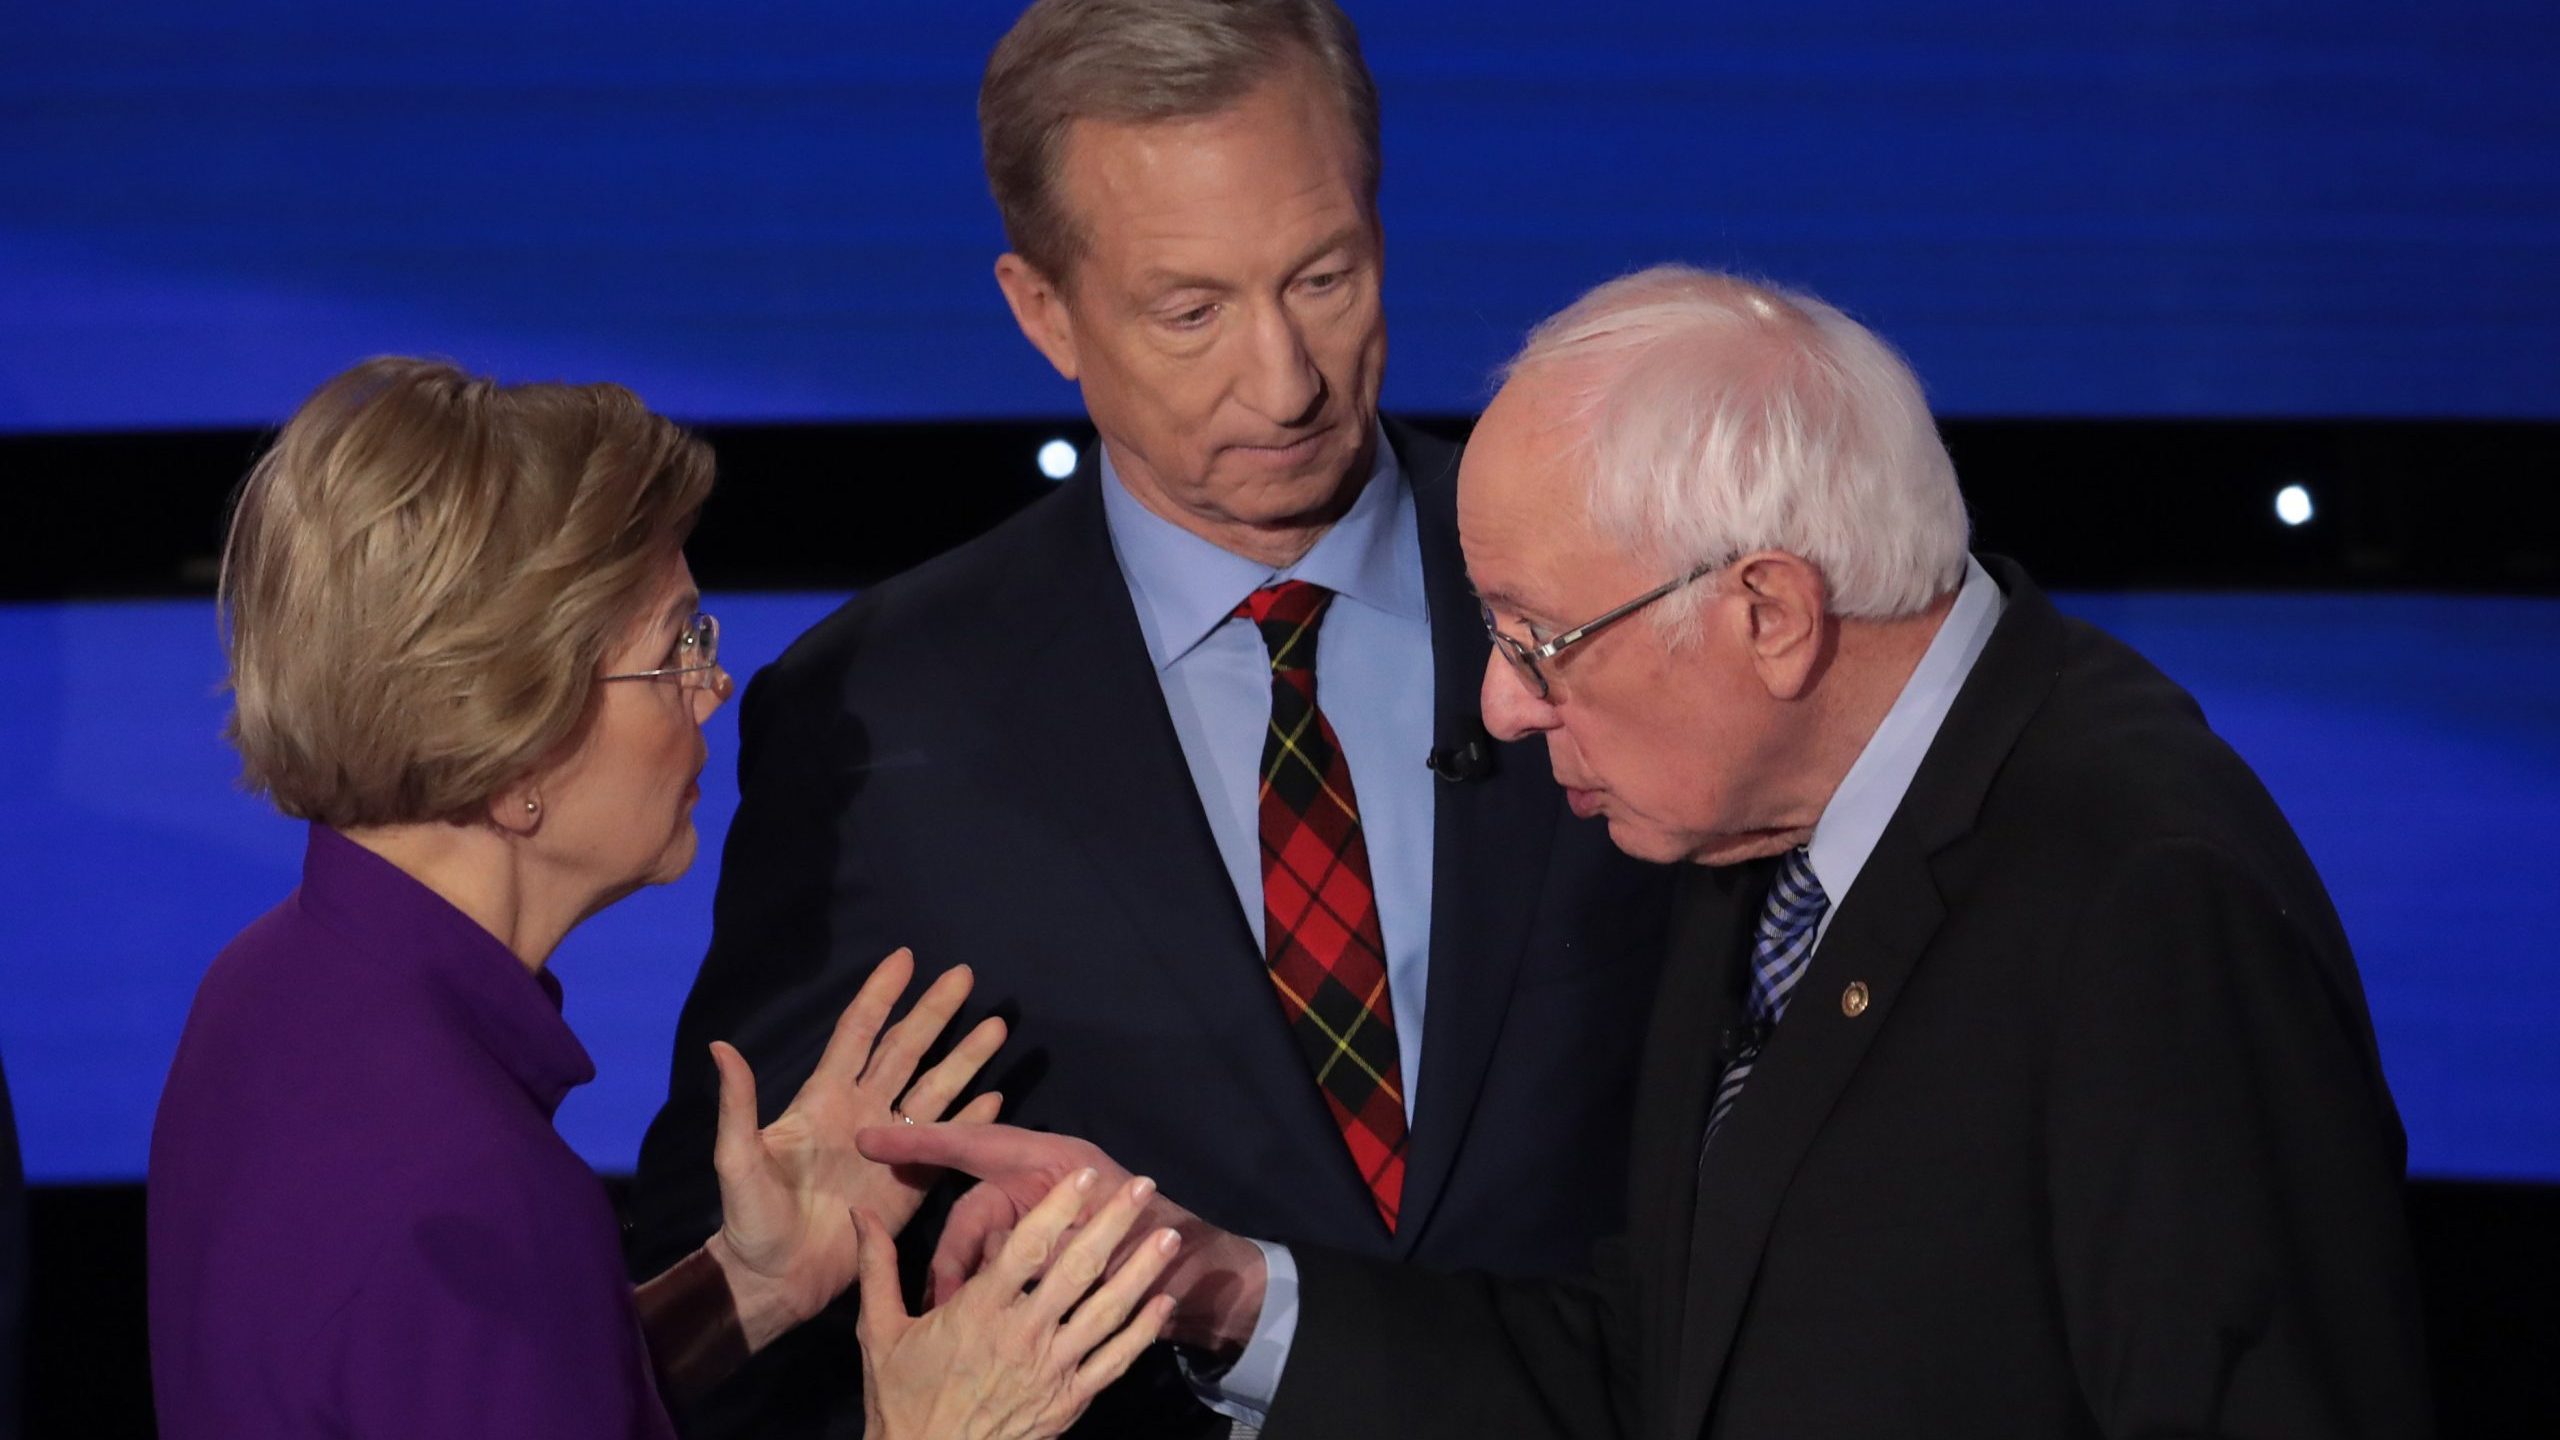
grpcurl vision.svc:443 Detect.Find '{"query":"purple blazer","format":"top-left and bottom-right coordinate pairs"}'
top-left (148, 825), bottom-right (674, 1439)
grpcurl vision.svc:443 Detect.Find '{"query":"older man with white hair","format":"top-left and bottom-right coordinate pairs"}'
top-left (867, 266), bottom-right (2435, 1438)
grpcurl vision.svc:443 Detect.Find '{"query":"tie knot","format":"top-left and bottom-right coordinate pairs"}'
top-left (1765, 847), bottom-right (1827, 933)
top-left (1743, 846), bottom-right (1829, 1027)
top-left (1235, 580), bottom-right (1335, 672)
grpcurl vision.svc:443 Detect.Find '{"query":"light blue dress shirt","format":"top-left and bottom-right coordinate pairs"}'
top-left (1802, 556), bottom-right (2005, 937)
top-left (1097, 433), bottom-right (1435, 1430)
top-left (1214, 556), bottom-right (2007, 1427)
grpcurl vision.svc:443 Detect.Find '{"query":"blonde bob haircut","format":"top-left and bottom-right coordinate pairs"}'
top-left (220, 357), bottom-right (715, 829)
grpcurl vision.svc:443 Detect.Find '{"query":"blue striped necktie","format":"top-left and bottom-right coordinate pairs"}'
top-left (1703, 848), bottom-right (1829, 1149)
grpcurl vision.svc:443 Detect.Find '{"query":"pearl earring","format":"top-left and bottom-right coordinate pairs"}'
top-left (524, 798), bottom-right (539, 815)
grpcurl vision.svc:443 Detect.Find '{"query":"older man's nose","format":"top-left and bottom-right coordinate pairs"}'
top-left (1480, 648), bottom-right (1556, 741)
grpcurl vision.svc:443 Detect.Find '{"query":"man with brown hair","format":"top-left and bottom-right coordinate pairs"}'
top-left (630, 3), bottom-right (1670, 1436)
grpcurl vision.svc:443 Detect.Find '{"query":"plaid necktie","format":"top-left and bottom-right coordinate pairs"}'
top-left (1703, 847), bottom-right (1828, 1149)
top-left (1236, 580), bottom-right (1408, 1231)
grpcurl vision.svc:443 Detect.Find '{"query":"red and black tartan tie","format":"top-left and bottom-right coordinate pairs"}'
top-left (1235, 579), bottom-right (1408, 1231)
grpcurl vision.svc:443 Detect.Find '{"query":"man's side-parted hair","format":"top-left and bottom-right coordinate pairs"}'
top-left (219, 357), bottom-right (715, 829)
top-left (981, 0), bottom-right (1381, 281)
top-left (1508, 265), bottom-right (1970, 629)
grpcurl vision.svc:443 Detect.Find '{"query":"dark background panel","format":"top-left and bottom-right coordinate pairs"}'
top-left (9, 417), bottom-right (2557, 604)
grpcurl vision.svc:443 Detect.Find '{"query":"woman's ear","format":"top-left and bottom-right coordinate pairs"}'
top-left (489, 784), bottom-right (544, 838)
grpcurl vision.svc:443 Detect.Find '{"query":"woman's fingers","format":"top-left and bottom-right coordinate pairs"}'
top-left (891, 1013), bottom-right (1007, 1123)
top-left (856, 962), bottom-right (977, 1092)
top-left (1021, 1176), bottom-right (1157, 1329)
top-left (1073, 1292), bottom-right (1177, 1395)
top-left (849, 1208), bottom-right (910, 1355)
top-left (807, 948), bottom-right (916, 1093)
top-left (950, 1090), bottom-right (1004, 1126)
top-left (985, 1168), bottom-right (1100, 1295)
top-left (707, 1041), bottom-right (763, 1178)
top-left (1056, 1220), bottom-right (1181, 1358)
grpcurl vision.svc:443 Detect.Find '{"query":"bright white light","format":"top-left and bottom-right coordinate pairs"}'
top-left (2274, 483), bottom-right (2314, 527)
top-left (1037, 438), bottom-right (1079, 481)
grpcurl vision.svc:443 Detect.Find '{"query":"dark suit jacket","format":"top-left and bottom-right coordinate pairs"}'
top-left (1266, 557), bottom-right (2432, 1439)
top-left (629, 421), bottom-right (1671, 1437)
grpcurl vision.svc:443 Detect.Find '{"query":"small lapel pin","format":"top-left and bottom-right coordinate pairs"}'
top-left (1841, 981), bottom-right (1871, 1018)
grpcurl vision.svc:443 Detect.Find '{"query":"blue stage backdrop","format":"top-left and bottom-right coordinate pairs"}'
top-left (3, 591), bottom-right (2556, 1185)
top-left (4, 0), bottom-right (2557, 430)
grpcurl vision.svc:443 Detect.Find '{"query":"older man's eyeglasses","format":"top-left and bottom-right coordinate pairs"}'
top-left (1478, 559), bottom-right (1727, 700)
top-left (601, 612), bottom-right (722, 690)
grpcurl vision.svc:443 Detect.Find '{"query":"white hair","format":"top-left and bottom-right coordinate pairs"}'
top-left (1505, 265), bottom-right (1969, 630)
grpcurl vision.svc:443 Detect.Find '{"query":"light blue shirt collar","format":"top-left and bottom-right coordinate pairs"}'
top-left (1099, 426), bottom-right (1423, 673)
top-left (1805, 555), bottom-right (2005, 926)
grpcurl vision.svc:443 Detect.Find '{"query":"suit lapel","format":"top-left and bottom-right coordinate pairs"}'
top-left (1667, 842), bottom-right (1946, 1434)
top-left (1394, 422), bottom-right (1566, 1256)
top-left (974, 467), bottom-right (1353, 1187)
top-left (1668, 557), bottom-right (2067, 1435)
top-left (1645, 861), bottom-right (1768, 1435)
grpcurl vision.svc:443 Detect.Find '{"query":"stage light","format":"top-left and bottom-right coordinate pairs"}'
top-left (1038, 438), bottom-right (1078, 481)
top-left (2275, 483), bottom-right (2314, 527)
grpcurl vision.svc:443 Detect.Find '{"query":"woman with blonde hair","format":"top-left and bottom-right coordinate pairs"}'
top-left (148, 358), bottom-right (1175, 1439)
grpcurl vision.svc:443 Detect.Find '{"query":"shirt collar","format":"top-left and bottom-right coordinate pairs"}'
top-left (1100, 424), bottom-right (1425, 673)
top-left (1804, 555), bottom-right (2005, 911)
top-left (294, 823), bottom-right (596, 1117)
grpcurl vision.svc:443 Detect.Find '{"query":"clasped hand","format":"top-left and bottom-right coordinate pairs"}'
top-left (856, 1121), bottom-right (1271, 1357)
top-left (688, 954), bottom-right (1241, 1438)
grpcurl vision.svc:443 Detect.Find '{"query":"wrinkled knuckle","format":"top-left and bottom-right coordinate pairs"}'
top-left (1002, 1230), bottom-right (1053, 1271)
top-left (1053, 1247), bottom-right (1105, 1293)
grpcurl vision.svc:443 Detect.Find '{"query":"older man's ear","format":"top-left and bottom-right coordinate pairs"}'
top-left (1736, 551), bottom-right (1831, 702)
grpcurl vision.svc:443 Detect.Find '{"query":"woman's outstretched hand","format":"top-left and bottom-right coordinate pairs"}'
top-left (854, 1169), bottom-right (1181, 1440)
top-left (705, 948), bottom-right (1007, 1349)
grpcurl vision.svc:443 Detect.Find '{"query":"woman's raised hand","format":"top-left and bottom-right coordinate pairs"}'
top-left (705, 948), bottom-right (1007, 1348)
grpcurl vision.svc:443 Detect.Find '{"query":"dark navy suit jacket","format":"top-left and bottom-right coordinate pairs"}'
top-left (629, 421), bottom-right (1671, 1436)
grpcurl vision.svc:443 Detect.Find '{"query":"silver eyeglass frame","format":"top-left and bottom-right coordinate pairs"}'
top-left (1478, 557), bottom-right (1731, 700)
top-left (600, 611), bottom-right (722, 687)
